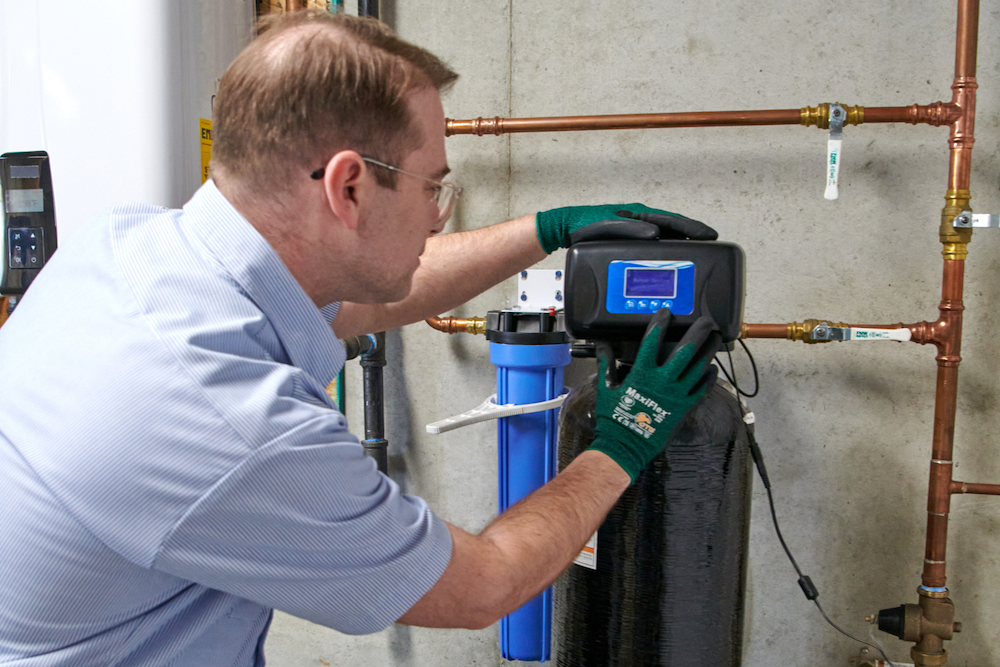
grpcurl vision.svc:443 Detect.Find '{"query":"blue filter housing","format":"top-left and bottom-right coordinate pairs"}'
top-left (486, 310), bottom-right (571, 662)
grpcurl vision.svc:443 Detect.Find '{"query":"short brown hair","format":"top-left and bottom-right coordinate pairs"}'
top-left (211, 11), bottom-right (458, 194)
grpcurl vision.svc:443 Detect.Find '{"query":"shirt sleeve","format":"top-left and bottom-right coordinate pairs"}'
top-left (150, 412), bottom-right (453, 635)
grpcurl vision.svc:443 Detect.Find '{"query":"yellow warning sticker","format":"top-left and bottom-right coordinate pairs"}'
top-left (200, 119), bottom-right (213, 184)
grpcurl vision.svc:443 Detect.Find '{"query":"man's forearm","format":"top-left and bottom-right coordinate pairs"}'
top-left (333, 215), bottom-right (545, 338)
top-left (398, 450), bottom-right (630, 629)
top-left (476, 450), bottom-right (631, 617)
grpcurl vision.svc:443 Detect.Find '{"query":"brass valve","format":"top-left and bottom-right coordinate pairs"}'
top-left (791, 319), bottom-right (852, 343)
top-left (801, 103), bottom-right (865, 128)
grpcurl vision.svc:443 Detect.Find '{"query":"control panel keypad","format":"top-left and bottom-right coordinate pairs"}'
top-left (8, 227), bottom-right (43, 269)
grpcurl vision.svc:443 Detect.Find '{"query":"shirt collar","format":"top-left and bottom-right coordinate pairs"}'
top-left (182, 180), bottom-right (346, 385)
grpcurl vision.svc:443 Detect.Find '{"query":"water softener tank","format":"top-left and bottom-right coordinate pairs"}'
top-left (554, 374), bottom-right (752, 666)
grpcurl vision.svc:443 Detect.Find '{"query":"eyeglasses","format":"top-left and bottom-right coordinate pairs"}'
top-left (310, 157), bottom-right (463, 224)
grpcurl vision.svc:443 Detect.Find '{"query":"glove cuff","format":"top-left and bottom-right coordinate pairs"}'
top-left (587, 437), bottom-right (646, 485)
top-left (535, 210), bottom-right (566, 254)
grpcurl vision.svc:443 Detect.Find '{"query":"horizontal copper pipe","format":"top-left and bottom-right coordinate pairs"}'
top-left (448, 109), bottom-right (799, 135)
top-left (741, 323), bottom-right (789, 339)
top-left (951, 481), bottom-right (1000, 495)
top-left (446, 104), bottom-right (958, 136)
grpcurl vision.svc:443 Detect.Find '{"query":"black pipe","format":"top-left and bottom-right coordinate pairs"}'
top-left (358, 0), bottom-right (379, 19)
top-left (343, 334), bottom-right (376, 361)
top-left (360, 331), bottom-right (388, 474)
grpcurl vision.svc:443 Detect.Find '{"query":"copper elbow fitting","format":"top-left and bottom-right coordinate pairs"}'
top-left (425, 316), bottom-right (487, 335)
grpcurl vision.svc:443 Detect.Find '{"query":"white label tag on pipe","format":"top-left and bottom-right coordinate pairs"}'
top-left (848, 328), bottom-right (912, 342)
top-left (824, 137), bottom-right (842, 200)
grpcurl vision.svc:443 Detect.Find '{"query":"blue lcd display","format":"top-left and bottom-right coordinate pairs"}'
top-left (606, 260), bottom-right (696, 315)
top-left (625, 268), bottom-right (676, 298)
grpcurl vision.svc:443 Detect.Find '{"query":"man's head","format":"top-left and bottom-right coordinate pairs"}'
top-left (211, 10), bottom-right (458, 196)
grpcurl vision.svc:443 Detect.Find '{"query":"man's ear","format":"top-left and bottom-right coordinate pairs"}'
top-left (323, 151), bottom-right (366, 231)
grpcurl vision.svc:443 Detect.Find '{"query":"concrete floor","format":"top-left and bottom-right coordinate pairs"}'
top-left (266, 1), bottom-right (1000, 665)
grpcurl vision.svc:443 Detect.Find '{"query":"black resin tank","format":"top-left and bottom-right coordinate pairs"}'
top-left (555, 375), bottom-right (752, 667)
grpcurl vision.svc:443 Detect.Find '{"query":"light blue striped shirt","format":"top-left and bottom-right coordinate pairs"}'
top-left (0, 181), bottom-right (452, 666)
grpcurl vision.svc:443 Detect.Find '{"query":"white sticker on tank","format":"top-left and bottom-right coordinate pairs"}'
top-left (573, 532), bottom-right (598, 570)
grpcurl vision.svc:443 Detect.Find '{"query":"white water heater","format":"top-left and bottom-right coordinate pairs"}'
top-left (0, 1), bottom-right (254, 242)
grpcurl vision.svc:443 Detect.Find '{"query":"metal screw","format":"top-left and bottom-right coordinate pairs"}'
top-left (520, 292), bottom-right (527, 301)
top-left (520, 271), bottom-right (528, 279)
top-left (555, 271), bottom-right (562, 280)
top-left (555, 291), bottom-right (563, 301)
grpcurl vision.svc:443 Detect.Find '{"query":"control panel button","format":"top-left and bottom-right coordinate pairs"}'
top-left (638, 300), bottom-right (648, 309)
top-left (625, 300), bottom-right (635, 309)
top-left (650, 300), bottom-right (660, 309)
top-left (7, 227), bottom-right (44, 270)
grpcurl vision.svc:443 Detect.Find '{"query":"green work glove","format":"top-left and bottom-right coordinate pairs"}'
top-left (589, 311), bottom-right (721, 483)
top-left (535, 203), bottom-right (681, 254)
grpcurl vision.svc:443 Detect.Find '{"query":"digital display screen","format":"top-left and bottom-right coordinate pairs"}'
top-left (624, 267), bottom-right (676, 298)
top-left (6, 189), bottom-right (44, 213)
top-left (10, 165), bottom-right (39, 179)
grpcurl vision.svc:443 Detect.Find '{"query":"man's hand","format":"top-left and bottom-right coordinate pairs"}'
top-left (588, 311), bottom-right (721, 482)
top-left (535, 203), bottom-right (682, 254)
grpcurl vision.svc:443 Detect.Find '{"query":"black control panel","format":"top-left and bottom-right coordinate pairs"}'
top-left (564, 239), bottom-right (745, 343)
top-left (1, 151), bottom-right (57, 296)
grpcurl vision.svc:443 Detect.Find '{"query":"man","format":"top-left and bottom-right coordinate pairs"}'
top-left (0, 10), bottom-right (719, 666)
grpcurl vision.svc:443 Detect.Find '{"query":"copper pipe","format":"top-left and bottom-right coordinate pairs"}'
top-left (917, 257), bottom-right (965, 591)
top-left (740, 323), bottom-right (789, 339)
top-left (425, 315), bottom-right (486, 335)
top-left (448, 109), bottom-right (800, 136)
top-left (446, 104), bottom-right (959, 137)
top-left (950, 481), bottom-right (1000, 496)
top-left (0, 296), bottom-right (9, 328)
top-left (917, 2), bottom-right (978, 610)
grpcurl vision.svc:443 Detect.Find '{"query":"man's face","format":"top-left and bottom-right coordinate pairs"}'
top-left (353, 87), bottom-right (449, 304)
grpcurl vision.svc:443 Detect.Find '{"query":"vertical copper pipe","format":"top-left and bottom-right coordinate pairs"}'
top-left (921, 0), bottom-right (978, 597)
top-left (922, 259), bottom-right (964, 591)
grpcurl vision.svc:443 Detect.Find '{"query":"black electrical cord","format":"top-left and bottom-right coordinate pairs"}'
top-left (726, 342), bottom-right (898, 667)
top-left (716, 338), bottom-right (759, 398)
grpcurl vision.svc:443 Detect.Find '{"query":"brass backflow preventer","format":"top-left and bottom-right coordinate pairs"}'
top-left (871, 588), bottom-right (961, 667)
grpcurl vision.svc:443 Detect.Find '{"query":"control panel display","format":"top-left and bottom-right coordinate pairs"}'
top-left (1, 151), bottom-right (57, 296)
top-left (624, 267), bottom-right (677, 299)
top-left (608, 260), bottom-right (694, 316)
top-left (6, 189), bottom-right (45, 213)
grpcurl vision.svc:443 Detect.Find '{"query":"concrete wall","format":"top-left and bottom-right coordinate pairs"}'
top-left (266, 2), bottom-right (1000, 665)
